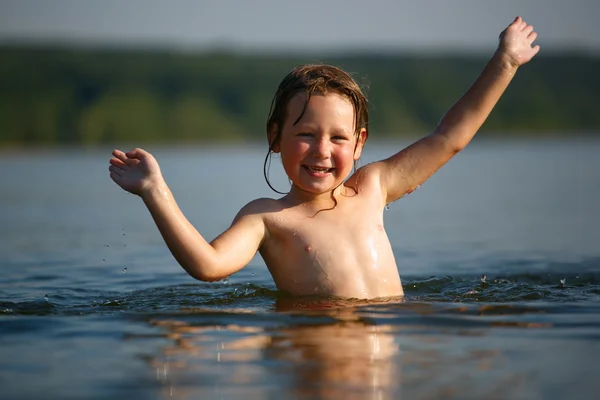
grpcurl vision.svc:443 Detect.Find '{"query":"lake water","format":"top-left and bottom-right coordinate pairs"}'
top-left (1, 138), bottom-right (599, 399)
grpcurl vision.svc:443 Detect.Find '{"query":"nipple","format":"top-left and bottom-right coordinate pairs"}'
top-left (304, 245), bottom-right (312, 253)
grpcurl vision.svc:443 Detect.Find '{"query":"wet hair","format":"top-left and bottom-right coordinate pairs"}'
top-left (264, 64), bottom-right (369, 194)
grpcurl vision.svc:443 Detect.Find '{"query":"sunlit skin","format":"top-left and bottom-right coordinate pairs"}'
top-left (109, 17), bottom-right (539, 299)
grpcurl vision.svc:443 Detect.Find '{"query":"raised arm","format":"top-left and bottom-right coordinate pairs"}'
top-left (376, 16), bottom-right (540, 204)
top-left (109, 148), bottom-right (266, 281)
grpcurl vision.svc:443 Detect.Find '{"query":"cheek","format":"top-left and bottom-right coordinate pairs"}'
top-left (280, 141), bottom-right (309, 168)
top-left (330, 147), bottom-right (355, 174)
top-left (282, 140), bottom-right (309, 158)
top-left (336, 145), bottom-right (357, 166)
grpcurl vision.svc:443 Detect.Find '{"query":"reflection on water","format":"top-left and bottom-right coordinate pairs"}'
top-left (137, 300), bottom-right (556, 399)
top-left (144, 309), bottom-right (400, 399)
top-left (1, 268), bottom-right (599, 399)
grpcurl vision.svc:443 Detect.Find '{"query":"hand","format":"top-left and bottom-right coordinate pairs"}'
top-left (109, 148), bottom-right (163, 196)
top-left (498, 16), bottom-right (540, 67)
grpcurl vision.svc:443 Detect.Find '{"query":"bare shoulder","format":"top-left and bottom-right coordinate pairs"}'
top-left (346, 162), bottom-right (385, 191)
top-left (345, 162), bottom-right (387, 204)
top-left (233, 197), bottom-right (286, 222)
top-left (230, 197), bottom-right (287, 247)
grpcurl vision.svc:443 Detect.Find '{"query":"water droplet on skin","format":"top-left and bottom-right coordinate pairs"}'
top-left (122, 268), bottom-right (127, 273)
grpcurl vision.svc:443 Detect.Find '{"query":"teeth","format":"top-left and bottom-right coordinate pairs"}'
top-left (307, 166), bottom-right (330, 172)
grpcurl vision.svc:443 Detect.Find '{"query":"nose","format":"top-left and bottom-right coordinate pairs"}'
top-left (312, 137), bottom-right (331, 159)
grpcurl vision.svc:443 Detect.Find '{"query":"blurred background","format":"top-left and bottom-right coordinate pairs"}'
top-left (0, 0), bottom-right (598, 147)
top-left (1, 4), bottom-right (599, 398)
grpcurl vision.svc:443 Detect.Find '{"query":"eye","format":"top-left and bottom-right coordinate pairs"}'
top-left (297, 132), bottom-right (313, 137)
top-left (332, 135), bottom-right (348, 142)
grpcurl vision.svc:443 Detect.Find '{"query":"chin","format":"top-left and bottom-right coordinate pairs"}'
top-left (298, 182), bottom-right (343, 195)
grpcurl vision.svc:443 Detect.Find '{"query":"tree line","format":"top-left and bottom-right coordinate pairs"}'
top-left (1, 45), bottom-right (598, 147)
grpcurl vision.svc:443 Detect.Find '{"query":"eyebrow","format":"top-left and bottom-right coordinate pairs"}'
top-left (293, 124), bottom-right (352, 137)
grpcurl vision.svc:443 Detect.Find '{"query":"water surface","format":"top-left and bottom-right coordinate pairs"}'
top-left (1, 138), bottom-right (599, 399)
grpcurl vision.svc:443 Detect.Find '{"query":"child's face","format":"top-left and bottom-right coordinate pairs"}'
top-left (272, 93), bottom-right (366, 196)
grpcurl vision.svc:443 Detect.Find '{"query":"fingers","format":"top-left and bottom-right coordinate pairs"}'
top-left (508, 16), bottom-right (537, 47)
top-left (520, 20), bottom-right (537, 47)
top-left (510, 16), bottom-right (533, 32)
top-left (519, 20), bottom-right (527, 30)
top-left (109, 164), bottom-right (125, 177)
top-left (528, 31), bottom-right (538, 43)
top-left (125, 148), bottom-right (148, 159)
top-left (109, 171), bottom-right (122, 184)
top-left (109, 157), bottom-right (126, 167)
top-left (112, 149), bottom-right (126, 159)
top-left (112, 148), bottom-right (145, 167)
top-left (512, 16), bottom-right (527, 30)
top-left (522, 24), bottom-right (534, 36)
top-left (112, 147), bottom-right (148, 160)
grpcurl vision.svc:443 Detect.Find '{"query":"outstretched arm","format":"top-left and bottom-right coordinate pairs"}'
top-left (109, 148), bottom-right (265, 281)
top-left (376, 16), bottom-right (540, 204)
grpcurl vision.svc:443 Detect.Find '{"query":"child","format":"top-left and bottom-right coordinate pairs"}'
top-left (109, 17), bottom-right (539, 300)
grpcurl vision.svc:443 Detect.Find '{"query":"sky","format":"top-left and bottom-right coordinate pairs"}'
top-left (0, 0), bottom-right (599, 54)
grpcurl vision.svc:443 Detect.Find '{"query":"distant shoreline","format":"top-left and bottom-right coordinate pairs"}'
top-left (1, 47), bottom-right (598, 146)
top-left (2, 134), bottom-right (598, 154)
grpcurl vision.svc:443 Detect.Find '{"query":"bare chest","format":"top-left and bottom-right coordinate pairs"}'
top-left (259, 196), bottom-right (401, 298)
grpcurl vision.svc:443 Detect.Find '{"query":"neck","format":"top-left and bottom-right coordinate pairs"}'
top-left (283, 183), bottom-right (352, 209)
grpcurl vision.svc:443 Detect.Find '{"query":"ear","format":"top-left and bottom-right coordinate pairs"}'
top-left (353, 128), bottom-right (368, 160)
top-left (268, 124), bottom-right (281, 153)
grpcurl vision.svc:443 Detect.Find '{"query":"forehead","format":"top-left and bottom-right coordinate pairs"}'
top-left (285, 92), bottom-right (356, 129)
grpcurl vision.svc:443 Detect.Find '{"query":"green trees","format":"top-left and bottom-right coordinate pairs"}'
top-left (0, 46), bottom-right (597, 147)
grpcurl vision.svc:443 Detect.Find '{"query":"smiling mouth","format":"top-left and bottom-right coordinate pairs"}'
top-left (304, 165), bottom-right (334, 174)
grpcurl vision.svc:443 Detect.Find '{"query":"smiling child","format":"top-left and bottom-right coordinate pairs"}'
top-left (109, 16), bottom-right (539, 299)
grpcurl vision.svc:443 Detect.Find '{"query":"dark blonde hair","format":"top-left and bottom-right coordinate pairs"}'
top-left (264, 64), bottom-right (369, 193)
